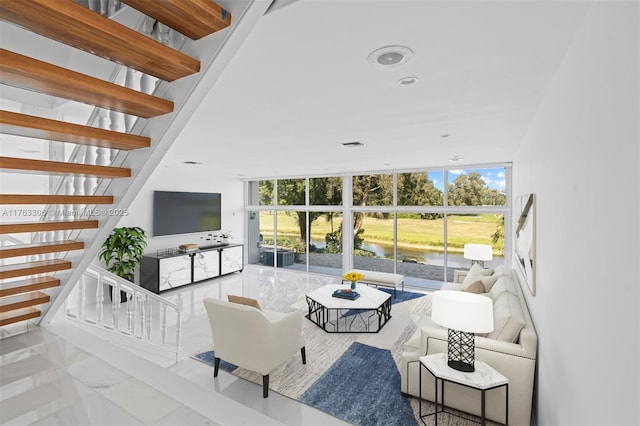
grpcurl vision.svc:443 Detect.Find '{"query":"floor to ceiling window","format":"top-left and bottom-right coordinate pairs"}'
top-left (246, 164), bottom-right (509, 288)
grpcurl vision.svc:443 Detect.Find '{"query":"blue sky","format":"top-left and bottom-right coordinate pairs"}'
top-left (429, 167), bottom-right (506, 192)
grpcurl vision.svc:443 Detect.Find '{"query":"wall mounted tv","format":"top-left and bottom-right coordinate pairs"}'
top-left (153, 191), bottom-right (221, 237)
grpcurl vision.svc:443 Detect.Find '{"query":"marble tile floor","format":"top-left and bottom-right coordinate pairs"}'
top-left (1, 266), bottom-right (435, 426)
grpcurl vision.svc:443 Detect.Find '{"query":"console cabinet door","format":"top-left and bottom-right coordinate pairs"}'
top-left (158, 255), bottom-right (192, 292)
top-left (193, 250), bottom-right (220, 282)
top-left (221, 245), bottom-right (243, 275)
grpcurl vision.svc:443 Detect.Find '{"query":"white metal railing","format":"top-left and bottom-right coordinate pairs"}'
top-left (64, 263), bottom-right (184, 362)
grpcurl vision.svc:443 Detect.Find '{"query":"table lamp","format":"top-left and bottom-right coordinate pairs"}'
top-left (463, 244), bottom-right (493, 267)
top-left (432, 291), bottom-right (494, 372)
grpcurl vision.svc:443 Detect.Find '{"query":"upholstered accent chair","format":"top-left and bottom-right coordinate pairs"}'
top-left (203, 297), bottom-right (306, 397)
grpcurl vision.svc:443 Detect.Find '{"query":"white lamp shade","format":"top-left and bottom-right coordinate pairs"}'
top-left (432, 291), bottom-right (494, 333)
top-left (463, 244), bottom-right (493, 261)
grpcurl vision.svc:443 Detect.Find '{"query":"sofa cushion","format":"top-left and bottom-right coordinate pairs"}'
top-left (441, 282), bottom-right (462, 291)
top-left (462, 274), bottom-right (498, 292)
top-left (228, 295), bottom-right (262, 311)
top-left (463, 280), bottom-right (485, 294)
top-left (492, 264), bottom-right (506, 276)
top-left (404, 315), bottom-right (442, 351)
top-left (468, 263), bottom-right (494, 276)
top-left (487, 292), bottom-right (525, 343)
top-left (489, 275), bottom-right (518, 300)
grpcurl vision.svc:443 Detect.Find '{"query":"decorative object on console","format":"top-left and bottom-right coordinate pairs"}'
top-left (220, 230), bottom-right (232, 244)
top-left (178, 243), bottom-right (199, 253)
top-left (343, 271), bottom-right (365, 290)
top-left (514, 193), bottom-right (536, 296)
top-left (98, 226), bottom-right (148, 302)
top-left (463, 243), bottom-right (493, 267)
top-left (432, 290), bottom-right (493, 372)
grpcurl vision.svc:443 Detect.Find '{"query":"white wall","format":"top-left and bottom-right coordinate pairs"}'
top-left (512, 2), bottom-right (639, 425)
top-left (116, 164), bottom-right (244, 255)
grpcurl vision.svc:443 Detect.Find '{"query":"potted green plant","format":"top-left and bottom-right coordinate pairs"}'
top-left (98, 226), bottom-right (148, 302)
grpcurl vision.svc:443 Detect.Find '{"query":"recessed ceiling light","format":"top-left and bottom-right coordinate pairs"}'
top-left (368, 46), bottom-right (414, 68)
top-left (19, 149), bottom-right (41, 153)
top-left (341, 141), bottom-right (364, 147)
top-left (397, 76), bottom-right (419, 86)
top-left (448, 156), bottom-right (463, 162)
top-left (183, 161), bottom-right (202, 165)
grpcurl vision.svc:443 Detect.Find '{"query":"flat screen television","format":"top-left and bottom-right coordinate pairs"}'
top-left (153, 191), bottom-right (221, 237)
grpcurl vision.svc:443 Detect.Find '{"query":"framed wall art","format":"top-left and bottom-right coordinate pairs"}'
top-left (514, 193), bottom-right (536, 295)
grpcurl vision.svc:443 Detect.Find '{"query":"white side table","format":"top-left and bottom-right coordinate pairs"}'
top-left (419, 353), bottom-right (509, 425)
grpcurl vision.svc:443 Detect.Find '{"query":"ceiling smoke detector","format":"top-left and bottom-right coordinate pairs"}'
top-left (368, 45), bottom-right (414, 68)
top-left (341, 141), bottom-right (364, 147)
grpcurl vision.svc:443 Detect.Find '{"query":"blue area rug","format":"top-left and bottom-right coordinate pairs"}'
top-left (376, 287), bottom-right (426, 304)
top-left (192, 350), bottom-right (238, 372)
top-left (300, 342), bottom-right (417, 426)
top-left (342, 287), bottom-right (426, 318)
top-left (192, 341), bottom-right (417, 426)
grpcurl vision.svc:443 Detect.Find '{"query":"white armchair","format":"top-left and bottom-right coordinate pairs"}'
top-left (203, 297), bottom-right (306, 398)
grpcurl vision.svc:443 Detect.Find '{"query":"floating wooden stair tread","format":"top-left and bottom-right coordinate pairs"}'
top-left (0, 291), bottom-right (50, 313)
top-left (0, 50), bottom-right (174, 118)
top-left (0, 157), bottom-right (131, 178)
top-left (0, 259), bottom-right (72, 279)
top-left (0, 240), bottom-right (84, 259)
top-left (0, 220), bottom-right (99, 234)
top-left (0, 0), bottom-right (200, 82)
top-left (123, 0), bottom-right (231, 40)
top-left (0, 307), bottom-right (40, 326)
top-left (0, 111), bottom-right (151, 150)
top-left (0, 194), bottom-right (114, 205)
top-left (0, 276), bottom-right (60, 298)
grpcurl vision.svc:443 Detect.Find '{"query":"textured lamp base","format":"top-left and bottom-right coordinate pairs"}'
top-left (447, 328), bottom-right (476, 372)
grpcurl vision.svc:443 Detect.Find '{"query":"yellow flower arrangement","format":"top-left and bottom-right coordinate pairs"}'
top-left (343, 272), bottom-right (365, 282)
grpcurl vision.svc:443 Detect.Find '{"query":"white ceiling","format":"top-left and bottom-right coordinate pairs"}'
top-left (0, 0), bottom-right (593, 179)
top-left (164, 0), bottom-right (592, 179)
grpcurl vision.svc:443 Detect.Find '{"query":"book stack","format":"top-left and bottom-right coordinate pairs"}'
top-left (332, 289), bottom-right (360, 300)
top-left (178, 243), bottom-right (199, 253)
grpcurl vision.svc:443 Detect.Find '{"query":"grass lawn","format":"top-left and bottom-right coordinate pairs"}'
top-left (259, 211), bottom-right (503, 253)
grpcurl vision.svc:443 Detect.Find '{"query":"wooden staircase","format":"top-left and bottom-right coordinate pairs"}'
top-left (0, 0), bottom-right (231, 329)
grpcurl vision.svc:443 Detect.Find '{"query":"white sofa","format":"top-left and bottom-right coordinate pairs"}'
top-left (400, 266), bottom-right (537, 425)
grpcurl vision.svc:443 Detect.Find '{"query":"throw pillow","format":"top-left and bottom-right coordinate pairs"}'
top-left (492, 265), bottom-right (505, 277)
top-left (487, 292), bottom-right (525, 343)
top-left (228, 295), bottom-right (262, 311)
top-left (461, 274), bottom-right (498, 292)
top-left (463, 280), bottom-right (485, 294)
top-left (468, 263), bottom-right (494, 277)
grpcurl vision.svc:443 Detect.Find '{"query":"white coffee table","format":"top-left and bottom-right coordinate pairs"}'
top-left (305, 284), bottom-right (392, 333)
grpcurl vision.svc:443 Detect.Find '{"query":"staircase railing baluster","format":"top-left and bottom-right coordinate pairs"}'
top-left (64, 264), bottom-right (183, 360)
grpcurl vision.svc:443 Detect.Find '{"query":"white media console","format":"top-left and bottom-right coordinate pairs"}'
top-left (140, 244), bottom-right (243, 294)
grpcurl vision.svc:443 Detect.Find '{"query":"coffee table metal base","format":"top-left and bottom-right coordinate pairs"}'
top-left (305, 296), bottom-right (392, 333)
